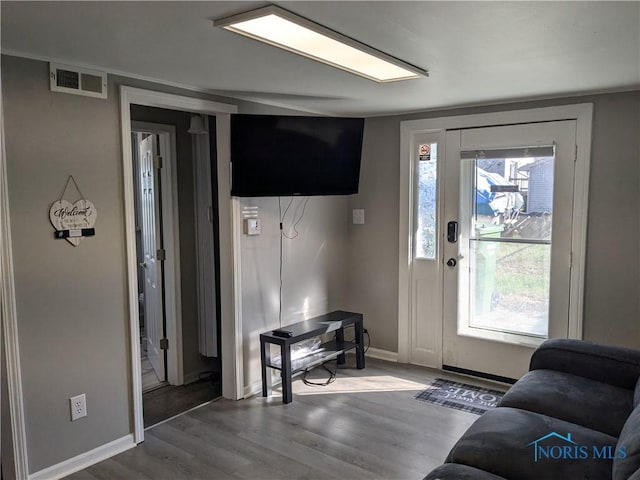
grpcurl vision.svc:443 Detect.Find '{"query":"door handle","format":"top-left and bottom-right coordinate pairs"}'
top-left (447, 221), bottom-right (459, 243)
top-left (139, 262), bottom-right (147, 268)
top-left (446, 258), bottom-right (457, 267)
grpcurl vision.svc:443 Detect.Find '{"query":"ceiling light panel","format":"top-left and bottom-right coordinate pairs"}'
top-left (214, 6), bottom-right (427, 83)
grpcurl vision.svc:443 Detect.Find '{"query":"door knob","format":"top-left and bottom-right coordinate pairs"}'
top-left (446, 258), bottom-right (457, 267)
top-left (139, 261), bottom-right (147, 268)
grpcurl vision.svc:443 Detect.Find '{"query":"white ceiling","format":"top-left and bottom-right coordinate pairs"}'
top-left (2, 1), bottom-right (639, 116)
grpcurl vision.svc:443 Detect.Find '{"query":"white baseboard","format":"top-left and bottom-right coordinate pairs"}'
top-left (366, 347), bottom-right (399, 363)
top-left (244, 382), bottom-right (262, 399)
top-left (29, 434), bottom-right (135, 480)
top-left (243, 376), bottom-right (284, 399)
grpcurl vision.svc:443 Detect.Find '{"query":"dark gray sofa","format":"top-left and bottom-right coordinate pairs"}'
top-left (424, 339), bottom-right (640, 480)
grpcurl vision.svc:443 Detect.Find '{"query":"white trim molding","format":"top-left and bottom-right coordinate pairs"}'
top-left (119, 86), bottom-right (242, 445)
top-left (244, 381), bottom-right (265, 400)
top-left (29, 435), bottom-right (135, 480)
top-left (398, 104), bottom-right (593, 364)
top-left (397, 122), bottom-right (414, 364)
top-left (1, 76), bottom-right (30, 480)
top-left (223, 151), bottom-right (245, 401)
top-left (365, 347), bottom-right (399, 363)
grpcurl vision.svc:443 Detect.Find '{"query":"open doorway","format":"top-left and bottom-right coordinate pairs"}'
top-left (120, 86), bottom-right (241, 444)
top-left (130, 108), bottom-right (221, 428)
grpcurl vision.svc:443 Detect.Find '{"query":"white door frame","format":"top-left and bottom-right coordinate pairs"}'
top-left (120, 86), bottom-right (242, 444)
top-left (1, 81), bottom-right (30, 479)
top-left (131, 122), bottom-right (183, 386)
top-left (398, 103), bottom-right (593, 365)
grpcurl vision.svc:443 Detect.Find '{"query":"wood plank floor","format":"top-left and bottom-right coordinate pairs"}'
top-left (69, 358), bottom-right (504, 480)
top-left (143, 378), bottom-right (222, 428)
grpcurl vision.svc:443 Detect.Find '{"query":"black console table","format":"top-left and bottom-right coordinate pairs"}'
top-left (260, 310), bottom-right (365, 404)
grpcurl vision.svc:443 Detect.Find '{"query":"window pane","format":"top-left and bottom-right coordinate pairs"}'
top-left (416, 143), bottom-right (437, 259)
top-left (462, 153), bottom-right (555, 339)
top-left (468, 241), bottom-right (550, 337)
top-left (472, 156), bottom-right (554, 242)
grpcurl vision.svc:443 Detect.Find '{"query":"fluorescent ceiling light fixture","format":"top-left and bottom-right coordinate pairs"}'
top-left (214, 5), bottom-right (427, 83)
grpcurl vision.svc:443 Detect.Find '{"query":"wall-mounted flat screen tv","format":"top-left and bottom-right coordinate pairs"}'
top-left (230, 114), bottom-right (364, 197)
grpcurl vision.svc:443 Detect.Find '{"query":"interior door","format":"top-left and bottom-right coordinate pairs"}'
top-left (138, 133), bottom-right (166, 381)
top-left (442, 120), bottom-right (577, 380)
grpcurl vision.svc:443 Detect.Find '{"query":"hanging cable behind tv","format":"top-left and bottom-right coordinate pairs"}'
top-left (278, 196), bottom-right (310, 327)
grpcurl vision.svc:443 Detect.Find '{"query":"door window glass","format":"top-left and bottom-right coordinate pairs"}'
top-left (462, 152), bottom-right (554, 338)
top-left (415, 143), bottom-right (438, 259)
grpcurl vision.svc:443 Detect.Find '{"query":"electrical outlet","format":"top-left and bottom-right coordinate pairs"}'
top-left (70, 394), bottom-right (87, 421)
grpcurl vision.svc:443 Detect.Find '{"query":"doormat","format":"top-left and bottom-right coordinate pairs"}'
top-left (414, 378), bottom-right (504, 415)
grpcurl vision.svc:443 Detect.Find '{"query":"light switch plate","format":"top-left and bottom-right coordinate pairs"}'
top-left (352, 209), bottom-right (365, 225)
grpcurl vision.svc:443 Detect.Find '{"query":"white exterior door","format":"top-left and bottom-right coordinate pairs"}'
top-left (442, 120), bottom-right (577, 380)
top-left (138, 133), bottom-right (166, 381)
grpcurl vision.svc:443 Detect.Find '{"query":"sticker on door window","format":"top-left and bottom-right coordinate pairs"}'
top-left (419, 144), bottom-right (431, 161)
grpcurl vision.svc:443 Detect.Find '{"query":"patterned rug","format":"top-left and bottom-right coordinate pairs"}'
top-left (414, 378), bottom-right (505, 415)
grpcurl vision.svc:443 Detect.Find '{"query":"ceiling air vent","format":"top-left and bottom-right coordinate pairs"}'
top-left (49, 63), bottom-right (107, 99)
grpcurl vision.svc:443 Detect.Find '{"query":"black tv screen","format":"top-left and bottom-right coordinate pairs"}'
top-left (230, 114), bottom-right (364, 197)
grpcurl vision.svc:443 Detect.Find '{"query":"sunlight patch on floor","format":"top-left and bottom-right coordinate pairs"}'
top-left (290, 375), bottom-right (427, 396)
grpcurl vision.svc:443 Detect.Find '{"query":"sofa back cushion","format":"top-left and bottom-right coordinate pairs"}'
top-left (614, 403), bottom-right (640, 480)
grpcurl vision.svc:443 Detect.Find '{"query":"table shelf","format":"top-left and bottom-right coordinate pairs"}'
top-left (265, 339), bottom-right (358, 373)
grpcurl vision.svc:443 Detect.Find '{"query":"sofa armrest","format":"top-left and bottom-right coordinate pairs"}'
top-left (529, 339), bottom-right (640, 389)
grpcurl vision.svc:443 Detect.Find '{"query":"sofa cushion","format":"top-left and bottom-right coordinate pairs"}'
top-left (530, 339), bottom-right (640, 389)
top-left (423, 463), bottom-right (506, 480)
top-left (629, 470), bottom-right (640, 480)
top-left (499, 369), bottom-right (634, 437)
top-left (634, 376), bottom-right (640, 408)
top-left (613, 405), bottom-right (640, 480)
top-left (447, 407), bottom-right (617, 480)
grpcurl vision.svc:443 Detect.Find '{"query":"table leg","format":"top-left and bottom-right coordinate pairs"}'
top-left (355, 319), bottom-right (365, 369)
top-left (336, 327), bottom-right (346, 365)
top-left (261, 339), bottom-right (272, 397)
top-left (281, 344), bottom-right (293, 404)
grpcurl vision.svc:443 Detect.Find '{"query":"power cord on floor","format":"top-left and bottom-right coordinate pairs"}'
top-left (301, 327), bottom-right (371, 387)
top-left (302, 361), bottom-right (337, 386)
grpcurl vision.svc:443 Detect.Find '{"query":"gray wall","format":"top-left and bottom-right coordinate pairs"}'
top-left (347, 91), bottom-right (640, 352)
top-left (3, 55), bottom-right (131, 473)
top-left (239, 196), bottom-right (349, 391)
top-left (0, 54), bottom-right (309, 474)
top-left (129, 105), bottom-right (214, 382)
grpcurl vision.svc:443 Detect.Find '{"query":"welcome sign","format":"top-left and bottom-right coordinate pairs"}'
top-left (49, 199), bottom-right (97, 246)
